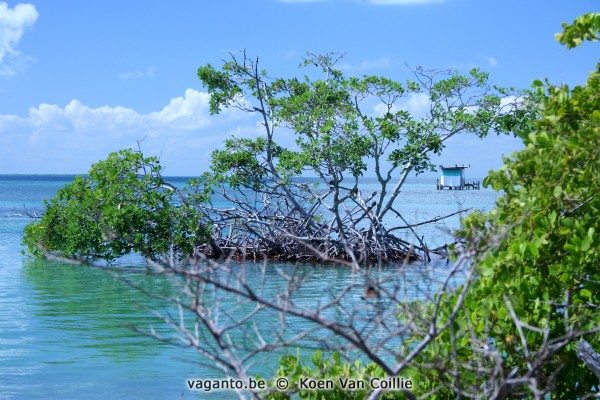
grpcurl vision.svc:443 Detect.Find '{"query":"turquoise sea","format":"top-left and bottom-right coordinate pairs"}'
top-left (0, 175), bottom-right (500, 399)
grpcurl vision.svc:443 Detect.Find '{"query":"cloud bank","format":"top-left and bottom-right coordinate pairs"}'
top-left (0, 2), bottom-right (38, 76)
top-left (0, 88), bottom-right (520, 177)
top-left (0, 89), bottom-right (254, 174)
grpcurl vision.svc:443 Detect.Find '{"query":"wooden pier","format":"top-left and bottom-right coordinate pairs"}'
top-left (437, 164), bottom-right (480, 190)
top-left (436, 180), bottom-right (480, 190)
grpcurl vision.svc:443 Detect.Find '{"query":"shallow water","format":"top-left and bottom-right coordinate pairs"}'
top-left (0, 175), bottom-right (498, 399)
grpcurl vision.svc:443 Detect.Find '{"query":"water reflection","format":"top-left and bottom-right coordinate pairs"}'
top-left (9, 258), bottom-right (200, 399)
top-left (13, 217), bottom-right (467, 399)
top-left (22, 256), bottom-right (464, 370)
top-left (22, 258), bottom-right (178, 361)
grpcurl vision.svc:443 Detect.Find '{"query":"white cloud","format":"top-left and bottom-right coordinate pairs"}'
top-left (485, 56), bottom-right (498, 68)
top-left (446, 56), bottom-right (498, 72)
top-left (338, 56), bottom-right (394, 71)
top-left (0, 2), bottom-right (38, 76)
top-left (0, 89), bottom-right (255, 174)
top-left (20, 89), bottom-right (214, 136)
top-left (373, 102), bottom-right (395, 118)
top-left (282, 49), bottom-right (298, 60)
top-left (150, 89), bottom-right (213, 129)
top-left (402, 92), bottom-right (431, 116)
top-left (373, 92), bottom-right (431, 118)
top-left (118, 65), bottom-right (158, 80)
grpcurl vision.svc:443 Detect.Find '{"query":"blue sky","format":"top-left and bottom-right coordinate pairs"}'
top-left (0, 0), bottom-right (597, 176)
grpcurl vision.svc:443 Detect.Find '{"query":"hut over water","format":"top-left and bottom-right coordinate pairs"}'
top-left (437, 164), bottom-right (480, 190)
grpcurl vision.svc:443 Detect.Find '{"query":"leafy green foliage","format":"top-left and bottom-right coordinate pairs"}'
top-left (262, 351), bottom-right (409, 400)
top-left (23, 149), bottom-right (209, 262)
top-left (210, 136), bottom-right (283, 189)
top-left (197, 53), bottom-right (531, 193)
top-left (402, 22), bottom-right (600, 399)
top-left (555, 12), bottom-right (600, 49)
top-left (266, 16), bottom-right (599, 399)
top-left (196, 52), bottom-right (534, 247)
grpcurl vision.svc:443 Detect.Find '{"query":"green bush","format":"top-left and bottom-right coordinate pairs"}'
top-left (23, 149), bottom-right (208, 262)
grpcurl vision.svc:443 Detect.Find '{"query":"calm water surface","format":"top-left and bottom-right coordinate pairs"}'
top-left (0, 176), bottom-right (499, 399)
